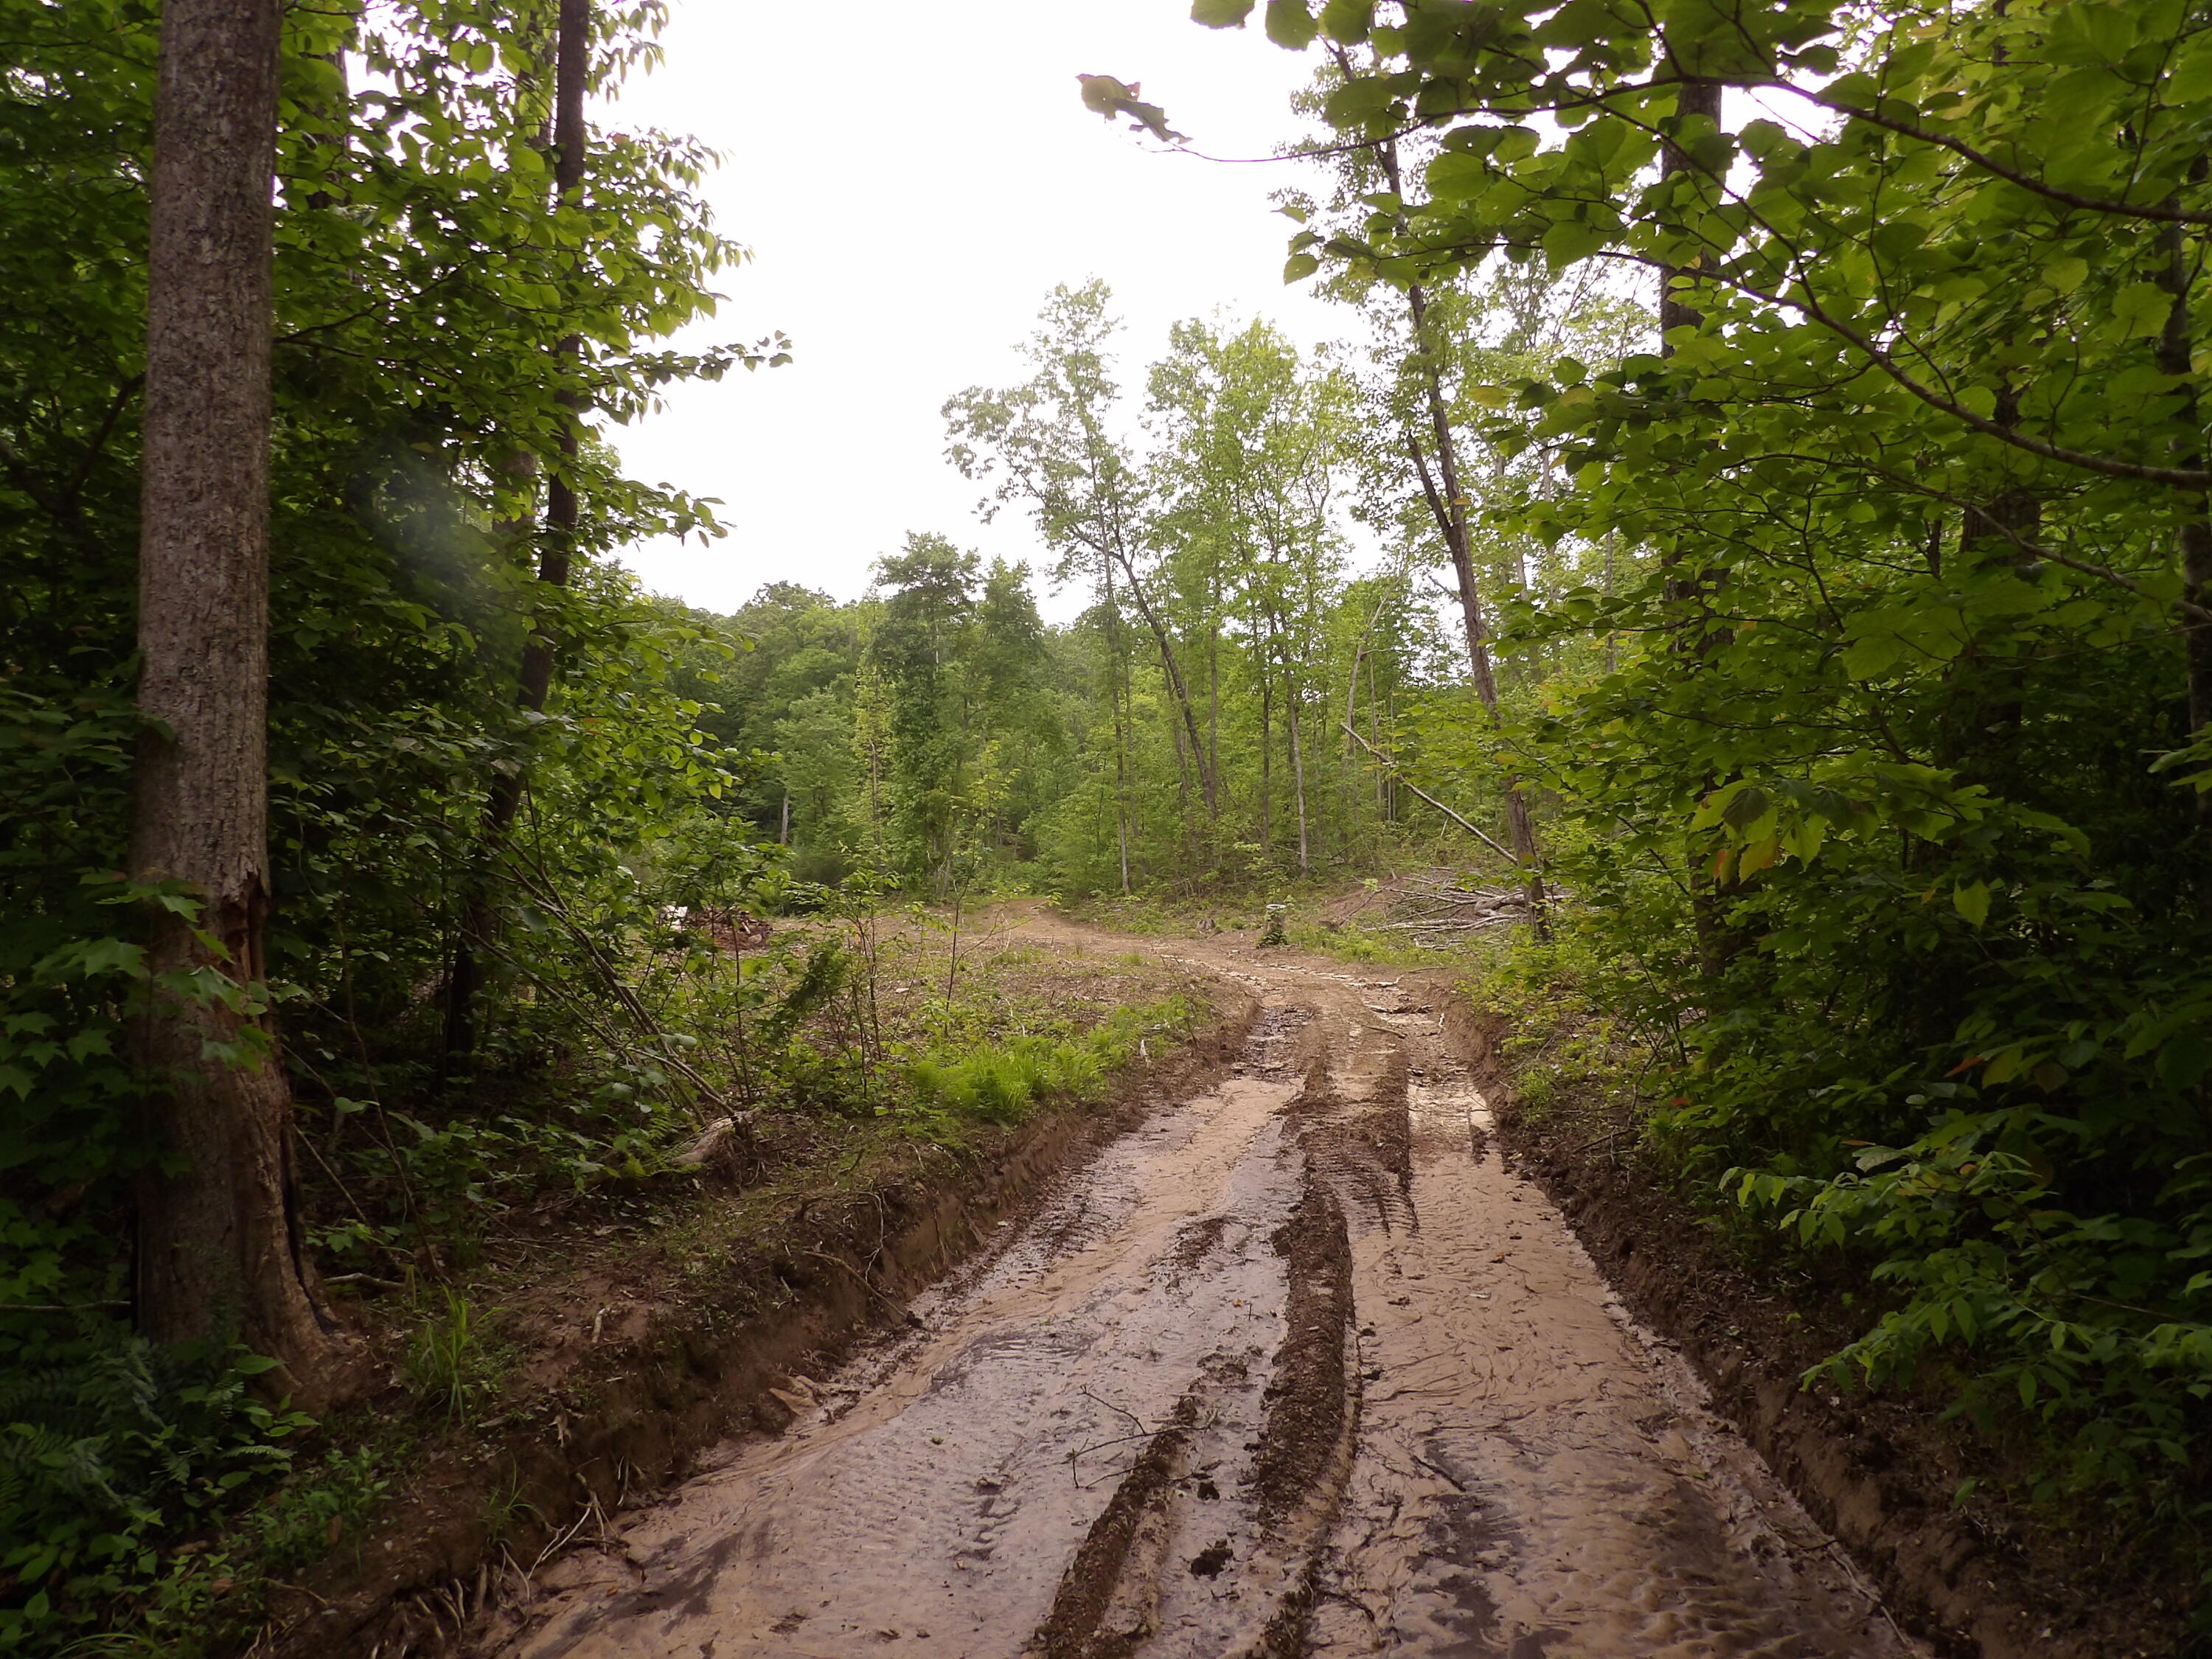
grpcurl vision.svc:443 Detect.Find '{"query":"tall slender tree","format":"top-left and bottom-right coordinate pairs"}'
top-left (1377, 134), bottom-right (1548, 922)
top-left (445, 0), bottom-right (591, 1064)
top-left (131, 0), bottom-right (351, 1402)
top-left (945, 284), bottom-right (1219, 821)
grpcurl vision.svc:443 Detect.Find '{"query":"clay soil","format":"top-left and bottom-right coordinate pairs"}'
top-left (263, 917), bottom-right (2190, 1658)
top-left (1463, 1009), bottom-right (2194, 1659)
top-left (450, 919), bottom-right (1927, 1659)
top-left (260, 945), bottom-right (1248, 1659)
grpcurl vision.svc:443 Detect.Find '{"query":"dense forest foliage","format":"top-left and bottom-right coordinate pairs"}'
top-left (694, 277), bottom-right (1638, 900)
top-left (1209, 0), bottom-right (2212, 1574)
top-left (8, 0), bottom-right (2212, 1646)
top-left (0, 1), bottom-right (782, 1643)
top-left (0, 3), bottom-right (1529, 1644)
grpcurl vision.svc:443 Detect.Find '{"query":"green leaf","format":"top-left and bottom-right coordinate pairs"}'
top-left (2113, 282), bottom-right (2171, 339)
top-left (1953, 880), bottom-right (1992, 927)
top-left (2168, 34), bottom-right (2212, 103)
top-left (1541, 219), bottom-right (1610, 268)
top-left (1425, 150), bottom-right (1492, 201)
top-left (1191, 0), bottom-right (1256, 24)
top-left (2041, 254), bottom-right (2088, 294)
top-left (1283, 251), bottom-right (1321, 282)
top-left (1265, 0), bottom-right (1320, 47)
top-left (1840, 634), bottom-right (1904, 680)
top-left (1322, 75), bottom-right (1400, 128)
top-left (2158, 1034), bottom-right (2211, 1090)
top-left (74, 936), bottom-right (145, 978)
top-left (1720, 785), bottom-right (1772, 831)
top-left (1318, 0), bottom-right (1373, 42)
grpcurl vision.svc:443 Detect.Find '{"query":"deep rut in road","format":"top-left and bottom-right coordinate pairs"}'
top-left (471, 936), bottom-right (1922, 1659)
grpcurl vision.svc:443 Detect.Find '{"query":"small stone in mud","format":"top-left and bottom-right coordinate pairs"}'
top-left (1196, 1478), bottom-right (1221, 1500)
top-left (1189, 1540), bottom-right (1234, 1577)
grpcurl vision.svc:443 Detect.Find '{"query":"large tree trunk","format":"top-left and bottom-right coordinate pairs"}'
top-left (133, 0), bottom-right (352, 1405)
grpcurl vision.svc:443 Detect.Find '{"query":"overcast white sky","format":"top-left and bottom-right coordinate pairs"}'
top-left (600, 1), bottom-right (1346, 620)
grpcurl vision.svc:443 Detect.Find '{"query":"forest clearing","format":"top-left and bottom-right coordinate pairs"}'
top-left (7, 0), bottom-right (2212, 1655)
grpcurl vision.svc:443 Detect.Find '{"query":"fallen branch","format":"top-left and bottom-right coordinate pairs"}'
top-left (1341, 722), bottom-right (1518, 864)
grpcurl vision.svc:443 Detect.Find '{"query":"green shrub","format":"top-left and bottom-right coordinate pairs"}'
top-left (0, 1324), bottom-right (312, 1653)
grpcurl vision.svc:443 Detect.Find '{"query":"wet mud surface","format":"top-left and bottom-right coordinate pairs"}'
top-left (470, 932), bottom-right (1924, 1659)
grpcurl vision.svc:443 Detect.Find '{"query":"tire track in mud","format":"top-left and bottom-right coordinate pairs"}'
top-left (1025, 1008), bottom-right (1368, 1659)
top-left (1284, 973), bottom-right (1921, 1659)
top-left (472, 995), bottom-right (1346, 1659)
top-left (468, 929), bottom-right (1923, 1659)
top-left (1028, 1390), bottom-right (1203, 1659)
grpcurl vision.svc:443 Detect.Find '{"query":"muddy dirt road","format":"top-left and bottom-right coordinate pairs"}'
top-left (474, 930), bottom-right (1921, 1659)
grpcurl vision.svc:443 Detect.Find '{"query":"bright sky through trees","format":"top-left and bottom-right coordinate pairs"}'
top-left (604, 1), bottom-right (1343, 616)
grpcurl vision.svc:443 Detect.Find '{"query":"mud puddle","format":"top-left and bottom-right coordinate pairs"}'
top-left (1313, 1072), bottom-right (1916, 1658)
top-left (472, 936), bottom-right (1922, 1659)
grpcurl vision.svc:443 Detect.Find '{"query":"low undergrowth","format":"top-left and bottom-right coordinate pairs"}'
top-left (907, 995), bottom-right (1203, 1127)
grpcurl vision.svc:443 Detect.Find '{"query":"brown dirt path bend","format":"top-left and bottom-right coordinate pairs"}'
top-left (467, 920), bottom-right (1924, 1659)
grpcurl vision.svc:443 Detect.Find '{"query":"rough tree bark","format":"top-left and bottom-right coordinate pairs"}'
top-left (132, 0), bottom-right (352, 1404)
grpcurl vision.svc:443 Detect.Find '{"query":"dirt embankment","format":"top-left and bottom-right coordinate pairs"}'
top-left (264, 992), bottom-right (1258, 1659)
top-left (1446, 1001), bottom-right (2191, 1659)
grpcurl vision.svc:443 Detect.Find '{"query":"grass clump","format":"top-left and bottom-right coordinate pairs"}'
top-left (403, 1289), bottom-right (504, 1424)
top-left (905, 995), bottom-right (1197, 1126)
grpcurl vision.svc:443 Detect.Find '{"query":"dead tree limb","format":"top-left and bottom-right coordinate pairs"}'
top-left (1340, 722), bottom-right (1518, 865)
